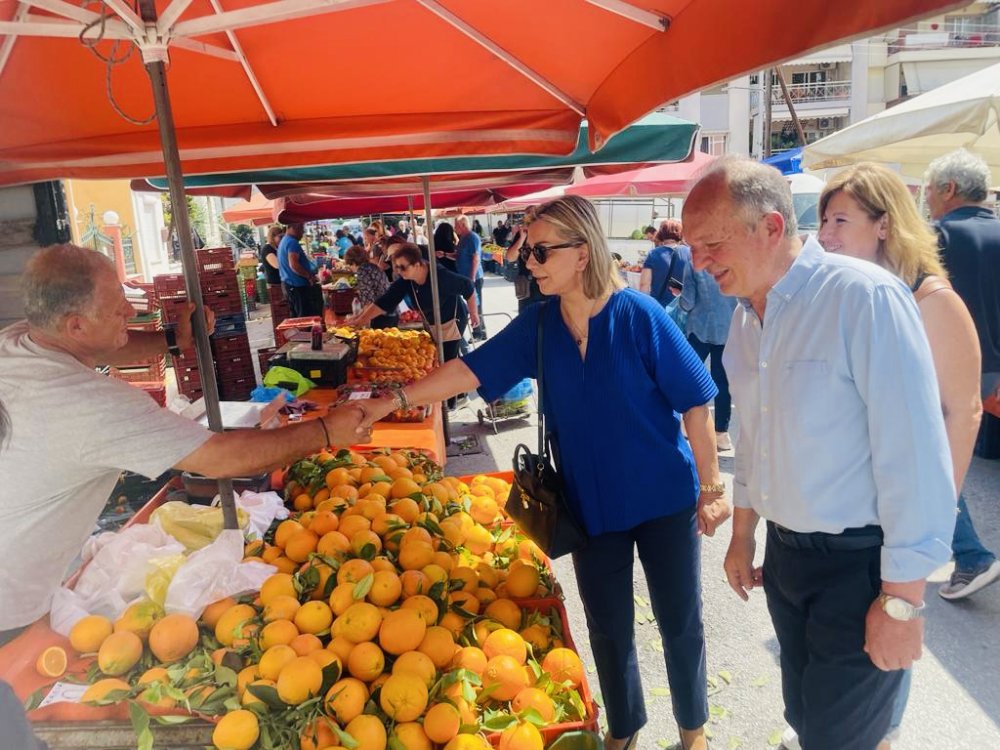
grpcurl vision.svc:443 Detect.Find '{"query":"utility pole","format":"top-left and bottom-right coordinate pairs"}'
top-left (763, 68), bottom-right (774, 157)
top-left (775, 69), bottom-right (807, 146)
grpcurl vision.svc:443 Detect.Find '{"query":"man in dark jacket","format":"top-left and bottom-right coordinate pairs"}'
top-left (926, 148), bottom-right (1000, 600)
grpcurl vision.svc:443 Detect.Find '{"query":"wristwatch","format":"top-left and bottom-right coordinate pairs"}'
top-left (164, 326), bottom-right (181, 357)
top-left (879, 594), bottom-right (925, 621)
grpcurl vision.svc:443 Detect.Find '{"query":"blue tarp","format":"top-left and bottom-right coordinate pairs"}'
top-left (763, 147), bottom-right (803, 175)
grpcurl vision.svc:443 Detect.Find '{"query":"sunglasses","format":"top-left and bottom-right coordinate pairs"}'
top-left (519, 241), bottom-right (584, 264)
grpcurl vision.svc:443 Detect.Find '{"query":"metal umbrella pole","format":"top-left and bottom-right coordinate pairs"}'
top-left (140, 27), bottom-right (237, 529)
top-left (421, 176), bottom-right (450, 443)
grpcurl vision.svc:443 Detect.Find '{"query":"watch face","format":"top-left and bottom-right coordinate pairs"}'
top-left (885, 597), bottom-right (911, 620)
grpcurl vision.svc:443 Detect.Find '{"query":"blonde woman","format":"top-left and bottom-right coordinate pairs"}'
top-left (358, 196), bottom-right (730, 750)
top-left (816, 163), bottom-right (982, 750)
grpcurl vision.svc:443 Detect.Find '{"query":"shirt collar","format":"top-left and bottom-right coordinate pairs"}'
top-left (737, 234), bottom-right (824, 311)
top-left (940, 205), bottom-right (997, 221)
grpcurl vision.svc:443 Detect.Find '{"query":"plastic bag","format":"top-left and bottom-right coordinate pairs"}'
top-left (251, 385), bottom-right (295, 404)
top-left (150, 501), bottom-right (250, 552)
top-left (49, 525), bottom-right (185, 635)
top-left (236, 490), bottom-right (289, 539)
top-left (145, 554), bottom-right (186, 607)
top-left (263, 365), bottom-right (316, 397)
top-left (164, 530), bottom-right (276, 619)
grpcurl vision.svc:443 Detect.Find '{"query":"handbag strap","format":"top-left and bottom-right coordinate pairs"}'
top-left (536, 302), bottom-right (547, 460)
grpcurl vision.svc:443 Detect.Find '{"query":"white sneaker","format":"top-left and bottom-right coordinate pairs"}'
top-left (716, 431), bottom-right (733, 451)
top-left (780, 727), bottom-right (801, 750)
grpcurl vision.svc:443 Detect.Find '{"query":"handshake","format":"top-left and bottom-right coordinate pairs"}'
top-left (322, 396), bottom-right (413, 443)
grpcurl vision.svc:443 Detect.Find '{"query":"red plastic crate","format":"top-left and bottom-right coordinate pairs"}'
top-left (195, 247), bottom-right (235, 274)
top-left (153, 273), bottom-right (188, 299)
top-left (130, 381), bottom-right (167, 407)
top-left (202, 291), bottom-right (243, 316)
top-left (158, 295), bottom-right (190, 325)
top-left (257, 347), bottom-right (278, 376)
top-left (210, 333), bottom-right (252, 356)
top-left (111, 359), bottom-right (166, 383)
top-left (325, 288), bottom-right (358, 315)
top-left (200, 270), bottom-right (240, 295)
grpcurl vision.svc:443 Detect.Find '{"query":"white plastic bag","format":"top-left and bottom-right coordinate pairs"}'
top-left (235, 490), bottom-right (289, 539)
top-left (164, 530), bottom-right (275, 619)
top-left (50, 525), bottom-right (185, 636)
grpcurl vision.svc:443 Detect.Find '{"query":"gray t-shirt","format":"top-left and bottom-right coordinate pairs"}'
top-left (0, 321), bottom-right (211, 629)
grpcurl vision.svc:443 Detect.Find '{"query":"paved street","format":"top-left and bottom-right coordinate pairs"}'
top-left (442, 275), bottom-right (1000, 749)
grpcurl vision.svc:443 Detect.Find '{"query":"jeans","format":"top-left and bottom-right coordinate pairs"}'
top-left (473, 277), bottom-right (486, 337)
top-left (687, 334), bottom-right (731, 432)
top-left (952, 493), bottom-right (996, 572)
top-left (572, 507), bottom-right (708, 738)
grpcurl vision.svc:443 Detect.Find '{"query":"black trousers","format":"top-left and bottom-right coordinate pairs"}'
top-left (763, 523), bottom-right (903, 750)
top-left (285, 284), bottom-right (323, 318)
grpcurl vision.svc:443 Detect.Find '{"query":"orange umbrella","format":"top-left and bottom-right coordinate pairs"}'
top-left (0, 0), bottom-right (956, 186)
top-left (220, 191), bottom-right (275, 225)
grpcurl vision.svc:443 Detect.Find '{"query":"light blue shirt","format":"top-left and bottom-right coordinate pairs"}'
top-left (724, 237), bottom-right (956, 583)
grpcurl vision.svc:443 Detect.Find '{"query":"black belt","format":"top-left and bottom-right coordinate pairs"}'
top-left (769, 522), bottom-right (884, 552)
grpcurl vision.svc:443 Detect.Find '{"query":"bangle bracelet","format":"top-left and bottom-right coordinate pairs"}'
top-left (317, 418), bottom-right (331, 447)
top-left (699, 482), bottom-right (726, 494)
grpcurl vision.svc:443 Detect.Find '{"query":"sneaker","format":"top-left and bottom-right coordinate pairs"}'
top-left (939, 559), bottom-right (1000, 600)
top-left (716, 431), bottom-right (733, 452)
top-left (780, 727), bottom-right (801, 750)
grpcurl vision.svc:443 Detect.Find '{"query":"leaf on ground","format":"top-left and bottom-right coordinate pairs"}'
top-left (634, 594), bottom-right (648, 607)
top-left (706, 675), bottom-right (718, 689)
top-left (708, 704), bottom-right (729, 722)
top-left (728, 738), bottom-right (742, 750)
top-left (634, 611), bottom-right (647, 624)
top-left (586, 663), bottom-right (596, 674)
top-left (646, 614), bottom-right (657, 623)
top-left (656, 740), bottom-right (671, 749)
top-left (718, 669), bottom-right (733, 684)
top-left (704, 726), bottom-right (713, 739)
top-left (649, 687), bottom-right (671, 697)
top-left (768, 729), bottom-right (785, 746)
top-left (593, 692), bottom-right (603, 708)
top-left (649, 639), bottom-right (664, 653)
top-left (751, 675), bottom-right (769, 688)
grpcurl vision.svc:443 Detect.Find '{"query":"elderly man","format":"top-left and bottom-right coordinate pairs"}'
top-left (0, 245), bottom-right (367, 642)
top-left (683, 158), bottom-right (955, 750)
top-left (455, 214), bottom-right (486, 340)
top-left (925, 148), bottom-right (1000, 600)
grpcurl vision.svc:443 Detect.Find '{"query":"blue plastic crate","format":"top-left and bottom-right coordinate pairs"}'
top-left (210, 313), bottom-right (247, 338)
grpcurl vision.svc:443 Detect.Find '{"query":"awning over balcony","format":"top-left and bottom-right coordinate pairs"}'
top-left (771, 105), bottom-right (850, 123)
top-left (784, 44), bottom-right (854, 66)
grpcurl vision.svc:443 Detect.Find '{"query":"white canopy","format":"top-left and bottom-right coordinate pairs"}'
top-left (802, 61), bottom-right (1000, 185)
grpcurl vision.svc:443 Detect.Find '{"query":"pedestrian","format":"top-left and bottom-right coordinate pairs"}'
top-left (343, 245), bottom-right (395, 329)
top-left (278, 223), bottom-right (323, 318)
top-left (356, 195), bottom-right (731, 750)
top-left (505, 208), bottom-right (553, 313)
top-left (433, 220), bottom-right (458, 273)
top-left (455, 214), bottom-right (486, 340)
top-left (640, 220), bottom-right (683, 306)
top-left (925, 148), bottom-right (1000, 598)
top-left (684, 157), bottom-right (956, 750)
top-left (259, 225), bottom-right (283, 287)
top-left (0, 244), bottom-right (368, 641)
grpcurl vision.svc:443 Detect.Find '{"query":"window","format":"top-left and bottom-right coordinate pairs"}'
top-left (700, 134), bottom-right (728, 156)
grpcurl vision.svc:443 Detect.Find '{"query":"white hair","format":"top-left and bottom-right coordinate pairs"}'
top-left (926, 149), bottom-right (991, 203)
top-left (22, 244), bottom-right (115, 330)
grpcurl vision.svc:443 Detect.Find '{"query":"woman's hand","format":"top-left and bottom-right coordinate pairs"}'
top-left (357, 396), bottom-right (398, 432)
top-left (697, 492), bottom-right (731, 536)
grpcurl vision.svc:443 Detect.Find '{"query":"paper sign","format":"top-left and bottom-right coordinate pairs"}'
top-left (38, 682), bottom-right (88, 707)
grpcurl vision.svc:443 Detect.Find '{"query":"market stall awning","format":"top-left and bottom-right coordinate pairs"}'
top-left (488, 185), bottom-right (569, 214)
top-left (0, 0), bottom-right (961, 187)
top-left (220, 192), bottom-right (275, 226)
top-left (564, 150), bottom-right (716, 198)
top-left (763, 147), bottom-right (804, 175)
top-left (802, 60), bottom-right (1000, 184)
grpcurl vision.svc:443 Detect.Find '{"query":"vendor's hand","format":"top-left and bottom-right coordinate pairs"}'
top-left (175, 301), bottom-right (216, 351)
top-left (864, 599), bottom-right (923, 671)
top-left (323, 405), bottom-right (370, 446)
top-left (697, 493), bottom-right (731, 537)
top-left (723, 533), bottom-right (761, 601)
top-left (469, 312), bottom-right (480, 329)
top-left (357, 396), bottom-right (398, 432)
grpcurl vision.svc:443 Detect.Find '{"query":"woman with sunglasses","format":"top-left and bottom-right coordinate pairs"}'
top-left (345, 242), bottom-right (479, 364)
top-left (356, 195), bottom-right (729, 750)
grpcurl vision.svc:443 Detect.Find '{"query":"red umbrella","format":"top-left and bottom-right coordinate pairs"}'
top-left (565, 151), bottom-right (717, 197)
top-left (220, 192), bottom-right (275, 225)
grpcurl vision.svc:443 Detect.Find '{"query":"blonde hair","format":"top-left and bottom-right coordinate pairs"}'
top-left (819, 163), bottom-right (945, 286)
top-left (529, 195), bottom-right (623, 299)
top-left (267, 225), bottom-right (284, 243)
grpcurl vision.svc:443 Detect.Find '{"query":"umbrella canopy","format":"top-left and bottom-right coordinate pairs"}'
top-left (221, 192), bottom-right (275, 225)
top-left (802, 61), bottom-right (1000, 184)
top-left (564, 150), bottom-right (716, 197)
top-left (763, 147), bottom-right (804, 176)
top-left (489, 184), bottom-right (568, 213)
top-left (0, 0), bottom-right (958, 187)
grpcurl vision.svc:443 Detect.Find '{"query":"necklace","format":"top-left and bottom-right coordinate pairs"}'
top-left (563, 298), bottom-right (600, 346)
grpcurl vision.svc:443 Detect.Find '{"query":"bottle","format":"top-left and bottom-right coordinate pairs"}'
top-left (311, 323), bottom-right (323, 351)
top-left (351, 297), bottom-right (363, 317)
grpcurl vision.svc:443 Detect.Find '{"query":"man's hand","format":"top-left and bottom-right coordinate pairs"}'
top-left (175, 302), bottom-right (217, 351)
top-left (356, 396), bottom-right (398, 432)
top-left (323, 406), bottom-right (370, 446)
top-left (864, 600), bottom-right (924, 671)
top-left (697, 493), bottom-right (731, 536)
top-left (469, 310), bottom-right (480, 330)
top-left (724, 534), bottom-right (762, 601)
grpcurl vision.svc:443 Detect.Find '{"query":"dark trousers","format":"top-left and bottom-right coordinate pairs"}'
top-left (687, 334), bottom-right (731, 432)
top-left (572, 507), bottom-right (708, 738)
top-left (763, 523), bottom-right (903, 750)
top-left (285, 283), bottom-right (323, 318)
top-left (473, 277), bottom-right (486, 337)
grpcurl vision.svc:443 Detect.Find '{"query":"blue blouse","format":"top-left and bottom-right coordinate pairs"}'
top-left (462, 289), bottom-right (717, 536)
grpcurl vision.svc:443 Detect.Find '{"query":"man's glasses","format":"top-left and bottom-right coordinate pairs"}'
top-left (394, 263), bottom-right (411, 272)
top-left (519, 241), bottom-right (584, 264)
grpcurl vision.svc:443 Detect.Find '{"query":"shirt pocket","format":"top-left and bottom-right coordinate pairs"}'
top-left (781, 360), bottom-right (837, 438)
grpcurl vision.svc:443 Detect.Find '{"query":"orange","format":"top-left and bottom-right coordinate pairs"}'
top-left (300, 716), bottom-right (338, 750)
top-left (285, 530), bottom-right (320, 563)
top-left (309, 649), bottom-right (340, 671)
top-left (236, 665), bottom-right (260, 696)
top-left (114, 600), bottom-right (164, 641)
top-left (399, 570), bottom-right (431, 599)
top-left (241, 678), bottom-right (276, 713)
top-left (423, 702), bottom-right (461, 744)
top-left (475, 563), bottom-right (500, 589)
top-left (541, 647), bottom-right (584, 688)
top-left (468, 495), bottom-right (500, 526)
top-left (483, 655), bottom-right (530, 701)
top-left (293, 494), bottom-right (314, 512)
top-left (258, 619), bottom-right (299, 650)
top-left (264, 594), bottom-right (302, 623)
top-left (201, 597), bottom-right (238, 628)
top-left (444, 735), bottom-right (492, 750)
top-left (438, 611), bottom-right (466, 638)
top-left (325, 677), bottom-right (369, 724)
top-left (512, 687), bottom-right (556, 722)
top-left (498, 721), bottom-right (543, 750)
top-left (378, 608), bottom-right (426, 655)
top-left (483, 629), bottom-right (527, 664)
top-left (519, 624), bottom-right (551, 654)
top-left (398, 541), bottom-right (435, 571)
top-left (392, 722), bottom-right (433, 750)
top-left (391, 651), bottom-right (436, 687)
top-left (463, 525), bottom-right (493, 556)
top-left (289, 632), bottom-right (324, 656)
top-left (390, 477), bottom-right (422, 499)
top-left (389, 497), bottom-right (420, 523)
top-left (346, 640), bottom-right (385, 681)
top-left (276, 656), bottom-right (324, 705)
top-left (422, 563), bottom-right (448, 586)
top-left (330, 484), bottom-right (359, 502)
top-left (274, 519), bottom-right (305, 549)
top-left (294, 601), bottom-right (334, 635)
top-left (330, 582), bottom-right (360, 616)
top-left (351, 530), bottom-right (383, 557)
top-left (81, 677), bottom-right (131, 703)
top-left (137, 666), bottom-right (175, 709)
top-left (309, 510), bottom-right (340, 536)
top-left (215, 604), bottom-right (258, 647)
top-left (344, 714), bottom-right (387, 750)
top-left (400, 594), bottom-right (438, 625)
top-left (418, 626), bottom-right (458, 668)
top-left (148, 613), bottom-right (200, 664)
top-left (335, 602), bottom-right (382, 643)
top-left (401, 527), bottom-right (432, 546)
top-left (484, 600), bottom-right (522, 631)
top-left (367, 570), bottom-right (402, 607)
top-left (97, 631), bottom-right (143, 676)
top-left (259, 644), bottom-right (298, 680)
top-left (271, 556), bottom-right (299, 575)
top-left (317, 531), bottom-right (351, 557)
top-left (450, 567), bottom-right (479, 593)
top-left (449, 590), bottom-right (481, 615)
top-left (259, 573), bottom-right (297, 606)
top-left (327, 635), bottom-right (355, 663)
top-left (371, 513), bottom-right (405, 537)
top-left (337, 558), bottom-right (375, 586)
top-left (304, 562), bottom-right (336, 601)
top-left (451, 646), bottom-right (488, 678)
top-left (337, 514), bottom-right (372, 540)
top-left (474, 588), bottom-right (498, 606)
top-left (212, 709), bottom-right (259, 750)
top-left (69, 614), bottom-right (113, 654)
top-left (325, 467), bottom-right (353, 489)
top-left (379, 672), bottom-right (428, 722)
top-left (504, 564), bottom-right (541, 599)
top-left (35, 646), bottom-right (67, 678)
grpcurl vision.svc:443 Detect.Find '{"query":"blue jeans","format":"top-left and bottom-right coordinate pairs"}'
top-left (687, 335), bottom-right (731, 432)
top-left (572, 507), bottom-right (708, 738)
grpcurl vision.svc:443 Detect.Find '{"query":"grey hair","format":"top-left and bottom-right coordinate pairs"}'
top-left (22, 244), bottom-right (115, 330)
top-left (696, 155), bottom-right (797, 237)
top-left (926, 149), bottom-right (991, 203)
top-left (454, 214), bottom-right (470, 228)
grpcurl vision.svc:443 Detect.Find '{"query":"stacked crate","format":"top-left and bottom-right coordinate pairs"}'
top-left (211, 313), bottom-right (255, 401)
top-left (267, 283), bottom-right (291, 344)
top-left (111, 310), bottom-right (167, 383)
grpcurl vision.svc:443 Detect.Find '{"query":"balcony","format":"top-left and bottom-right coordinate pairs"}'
top-left (888, 27), bottom-right (1000, 55)
top-left (750, 80), bottom-right (851, 113)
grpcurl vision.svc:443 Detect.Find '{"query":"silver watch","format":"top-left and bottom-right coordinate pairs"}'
top-left (879, 594), bottom-right (925, 621)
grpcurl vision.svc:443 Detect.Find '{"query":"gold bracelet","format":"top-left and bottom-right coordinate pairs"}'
top-left (699, 482), bottom-right (726, 494)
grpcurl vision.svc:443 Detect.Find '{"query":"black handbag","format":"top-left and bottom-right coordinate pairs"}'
top-left (506, 304), bottom-right (588, 559)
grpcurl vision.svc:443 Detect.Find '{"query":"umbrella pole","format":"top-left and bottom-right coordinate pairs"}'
top-left (421, 177), bottom-right (450, 444)
top-left (406, 194), bottom-right (417, 245)
top-left (145, 58), bottom-right (237, 530)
